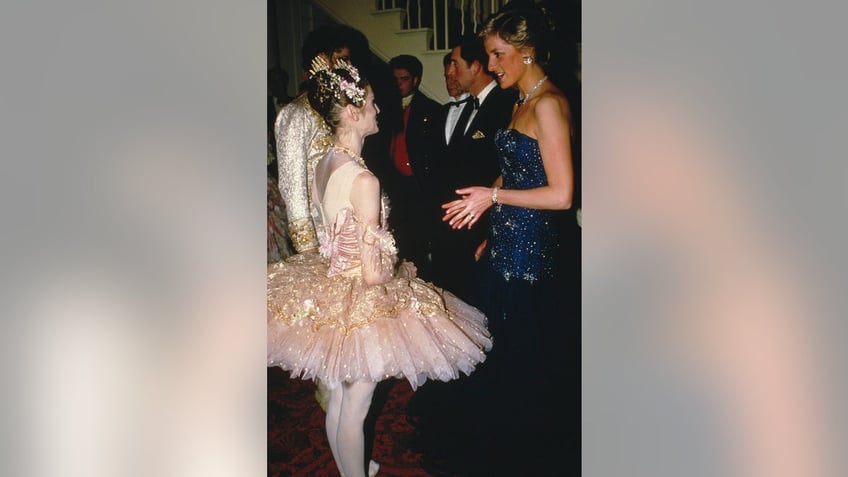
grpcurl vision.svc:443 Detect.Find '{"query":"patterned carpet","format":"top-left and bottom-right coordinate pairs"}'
top-left (268, 367), bottom-right (433, 477)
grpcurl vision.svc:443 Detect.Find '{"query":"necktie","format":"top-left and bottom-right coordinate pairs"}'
top-left (450, 96), bottom-right (476, 144)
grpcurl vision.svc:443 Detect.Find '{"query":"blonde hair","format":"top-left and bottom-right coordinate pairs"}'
top-left (479, 6), bottom-right (554, 69)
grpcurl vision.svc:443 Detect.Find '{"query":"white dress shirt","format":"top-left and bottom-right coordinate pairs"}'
top-left (444, 92), bottom-right (471, 143)
top-left (462, 80), bottom-right (498, 135)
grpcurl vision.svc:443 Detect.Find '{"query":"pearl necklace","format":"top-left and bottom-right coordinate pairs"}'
top-left (517, 75), bottom-right (548, 106)
top-left (331, 144), bottom-right (366, 167)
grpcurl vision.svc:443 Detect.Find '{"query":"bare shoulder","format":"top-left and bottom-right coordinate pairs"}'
top-left (531, 89), bottom-right (574, 143)
top-left (533, 89), bottom-right (572, 124)
top-left (350, 168), bottom-right (381, 222)
top-left (352, 168), bottom-right (379, 193)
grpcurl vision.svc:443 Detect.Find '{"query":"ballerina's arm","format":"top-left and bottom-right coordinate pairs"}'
top-left (350, 170), bottom-right (394, 285)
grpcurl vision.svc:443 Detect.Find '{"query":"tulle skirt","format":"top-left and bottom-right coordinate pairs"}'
top-left (267, 254), bottom-right (492, 390)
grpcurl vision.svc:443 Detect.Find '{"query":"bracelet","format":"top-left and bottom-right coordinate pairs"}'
top-left (491, 187), bottom-right (499, 204)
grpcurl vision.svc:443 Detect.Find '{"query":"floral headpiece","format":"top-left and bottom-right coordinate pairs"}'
top-left (309, 55), bottom-right (367, 108)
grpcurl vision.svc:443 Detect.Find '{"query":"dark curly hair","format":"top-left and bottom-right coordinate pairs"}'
top-left (300, 25), bottom-right (369, 71)
top-left (307, 65), bottom-right (370, 132)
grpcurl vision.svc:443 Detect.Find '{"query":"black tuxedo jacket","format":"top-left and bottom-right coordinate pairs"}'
top-left (379, 92), bottom-right (442, 195)
top-left (384, 91), bottom-right (443, 229)
top-left (379, 91), bottom-right (444, 245)
top-left (436, 85), bottom-right (517, 204)
top-left (428, 85), bottom-right (516, 300)
top-left (404, 91), bottom-right (443, 184)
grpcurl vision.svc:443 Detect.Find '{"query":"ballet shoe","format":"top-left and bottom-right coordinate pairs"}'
top-left (338, 460), bottom-right (378, 477)
top-left (368, 459), bottom-right (380, 476)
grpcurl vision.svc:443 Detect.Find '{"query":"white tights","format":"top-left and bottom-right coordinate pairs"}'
top-left (325, 381), bottom-right (378, 477)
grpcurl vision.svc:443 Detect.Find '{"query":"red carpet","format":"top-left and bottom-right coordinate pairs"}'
top-left (268, 367), bottom-right (433, 477)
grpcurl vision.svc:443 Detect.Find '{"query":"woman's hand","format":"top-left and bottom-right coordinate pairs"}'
top-left (441, 186), bottom-right (495, 230)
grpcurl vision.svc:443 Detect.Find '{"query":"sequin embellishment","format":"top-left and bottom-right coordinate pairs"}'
top-left (488, 129), bottom-right (561, 283)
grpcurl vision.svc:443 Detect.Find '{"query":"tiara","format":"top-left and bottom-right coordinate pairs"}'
top-left (309, 55), bottom-right (367, 107)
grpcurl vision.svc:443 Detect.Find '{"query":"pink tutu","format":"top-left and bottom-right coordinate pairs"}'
top-left (267, 253), bottom-right (492, 390)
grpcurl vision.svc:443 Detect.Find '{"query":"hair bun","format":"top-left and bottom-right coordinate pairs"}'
top-left (307, 58), bottom-right (369, 132)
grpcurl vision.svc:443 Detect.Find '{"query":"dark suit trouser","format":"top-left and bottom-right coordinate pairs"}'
top-left (430, 218), bottom-right (487, 305)
top-left (386, 173), bottom-right (434, 281)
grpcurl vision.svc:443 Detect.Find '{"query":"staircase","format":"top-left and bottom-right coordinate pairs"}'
top-left (311, 0), bottom-right (507, 104)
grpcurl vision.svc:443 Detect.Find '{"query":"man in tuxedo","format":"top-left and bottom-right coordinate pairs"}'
top-left (439, 52), bottom-right (470, 148)
top-left (431, 34), bottom-right (517, 302)
top-left (384, 54), bottom-right (442, 281)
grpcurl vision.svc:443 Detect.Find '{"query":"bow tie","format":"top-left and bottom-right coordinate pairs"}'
top-left (449, 97), bottom-right (470, 108)
top-left (449, 96), bottom-right (479, 109)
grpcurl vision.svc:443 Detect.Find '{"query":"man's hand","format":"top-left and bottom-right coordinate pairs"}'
top-left (474, 239), bottom-right (488, 261)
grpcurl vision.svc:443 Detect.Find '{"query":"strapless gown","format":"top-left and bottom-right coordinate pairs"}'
top-left (476, 128), bottom-right (573, 466)
top-left (478, 128), bottom-right (567, 325)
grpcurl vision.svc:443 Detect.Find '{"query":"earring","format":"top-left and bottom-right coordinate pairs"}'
top-left (523, 56), bottom-right (533, 65)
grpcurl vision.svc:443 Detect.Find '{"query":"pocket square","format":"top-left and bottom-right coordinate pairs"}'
top-left (471, 130), bottom-right (486, 139)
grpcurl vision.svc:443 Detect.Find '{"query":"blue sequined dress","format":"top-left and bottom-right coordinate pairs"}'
top-left (478, 127), bottom-right (570, 391)
top-left (432, 128), bottom-right (577, 472)
top-left (487, 129), bottom-right (561, 285)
